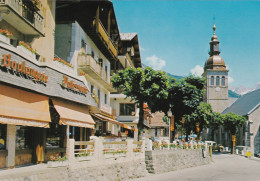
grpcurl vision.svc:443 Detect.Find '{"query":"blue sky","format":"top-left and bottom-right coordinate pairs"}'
top-left (113, 1), bottom-right (260, 88)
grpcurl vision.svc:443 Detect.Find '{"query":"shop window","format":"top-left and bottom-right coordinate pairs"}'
top-left (46, 123), bottom-right (66, 148)
top-left (216, 76), bottom-right (220, 86)
top-left (0, 124), bottom-right (6, 150)
top-left (210, 76), bottom-right (214, 86)
top-left (16, 126), bottom-right (31, 149)
top-left (120, 103), bottom-right (135, 116)
top-left (221, 76), bottom-right (225, 86)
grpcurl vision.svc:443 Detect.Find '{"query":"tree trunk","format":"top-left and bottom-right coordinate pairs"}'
top-left (137, 101), bottom-right (144, 141)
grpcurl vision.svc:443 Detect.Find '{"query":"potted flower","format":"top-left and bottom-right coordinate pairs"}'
top-left (161, 142), bottom-right (168, 150)
top-left (75, 149), bottom-right (92, 161)
top-left (47, 154), bottom-right (68, 168)
top-left (170, 143), bottom-right (177, 150)
top-left (152, 142), bottom-right (159, 150)
top-left (0, 29), bottom-right (13, 44)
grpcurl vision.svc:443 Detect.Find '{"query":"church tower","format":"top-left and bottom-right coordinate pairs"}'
top-left (203, 25), bottom-right (229, 113)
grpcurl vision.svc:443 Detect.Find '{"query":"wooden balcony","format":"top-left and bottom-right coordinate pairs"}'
top-left (118, 53), bottom-right (135, 69)
top-left (0, 0), bottom-right (44, 36)
top-left (77, 54), bottom-right (115, 91)
top-left (95, 19), bottom-right (118, 58)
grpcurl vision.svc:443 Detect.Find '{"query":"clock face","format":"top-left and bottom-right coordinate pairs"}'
top-left (216, 87), bottom-right (220, 92)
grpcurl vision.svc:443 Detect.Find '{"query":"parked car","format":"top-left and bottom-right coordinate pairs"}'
top-left (205, 141), bottom-right (224, 152)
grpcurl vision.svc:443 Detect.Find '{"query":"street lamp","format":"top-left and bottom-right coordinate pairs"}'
top-left (168, 108), bottom-right (172, 143)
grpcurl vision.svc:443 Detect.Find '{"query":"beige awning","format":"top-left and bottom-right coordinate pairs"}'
top-left (91, 113), bottom-right (134, 131)
top-left (0, 84), bottom-right (51, 128)
top-left (52, 99), bottom-right (95, 129)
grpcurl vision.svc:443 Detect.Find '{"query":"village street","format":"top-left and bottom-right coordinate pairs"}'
top-left (131, 153), bottom-right (260, 181)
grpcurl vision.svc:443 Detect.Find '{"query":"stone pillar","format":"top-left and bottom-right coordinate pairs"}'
top-left (146, 139), bottom-right (152, 151)
top-left (6, 124), bottom-right (16, 168)
top-left (93, 137), bottom-right (104, 160)
top-left (134, 129), bottom-right (138, 141)
top-left (66, 139), bottom-right (75, 163)
top-left (141, 139), bottom-right (145, 157)
top-left (126, 139), bottom-right (133, 158)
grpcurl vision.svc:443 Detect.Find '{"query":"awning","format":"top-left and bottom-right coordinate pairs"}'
top-left (0, 84), bottom-right (51, 128)
top-left (52, 99), bottom-right (95, 129)
top-left (91, 113), bottom-right (122, 126)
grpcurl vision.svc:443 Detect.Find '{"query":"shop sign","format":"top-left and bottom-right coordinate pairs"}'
top-left (62, 75), bottom-right (88, 94)
top-left (1, 54), bottom-right (48, 83)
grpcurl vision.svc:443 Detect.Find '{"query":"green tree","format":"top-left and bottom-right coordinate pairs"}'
top-left (186, 102), bottom-right (213, 142)
top-left (208, 112), bottom-right (224, 140)
top-left (111, 67), bottom-right (169, 139)
top-left (222, 112), bottom-right (246, 153)
top-left (168, 75), bottom-right (206, 141)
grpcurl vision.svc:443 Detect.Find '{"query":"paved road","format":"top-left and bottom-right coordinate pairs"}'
top-left (130, 153), bottom-right (260, 181)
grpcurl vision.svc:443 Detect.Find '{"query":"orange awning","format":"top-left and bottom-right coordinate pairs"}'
top-left (0, 84), bottom-right (51, 128)
top-left (52, 99), bottom-right (95, 129)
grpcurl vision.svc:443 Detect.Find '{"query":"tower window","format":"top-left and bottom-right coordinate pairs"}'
top-left (221, 76), bottom-right (225, 86)
top-left (216, 76), bottom-right (220, 86)
top-left (210, 76), bottom-right (214, 86)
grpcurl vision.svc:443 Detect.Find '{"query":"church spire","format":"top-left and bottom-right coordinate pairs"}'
top-left (209, 24), bottom-right (220, 56)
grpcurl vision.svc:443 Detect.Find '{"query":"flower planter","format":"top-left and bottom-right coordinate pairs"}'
top-left (17, 45), bottom-right (36, 59)
top-left (47, 160), bottom-right (69, 168)
top-left (75, 156), bottom-right (89, 161)
top-left (53, 60), bottom-right (74, 73)
top-left (0, 34), bottom-right (10, 45)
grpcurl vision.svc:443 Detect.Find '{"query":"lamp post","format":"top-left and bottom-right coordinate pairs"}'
top-left (168, 109), bottom-right (172, 143)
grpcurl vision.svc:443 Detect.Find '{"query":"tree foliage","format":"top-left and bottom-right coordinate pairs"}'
top-left (111, 67), bottom-right (169, 137)
top-left (222, 112), bottom-right (246, 135)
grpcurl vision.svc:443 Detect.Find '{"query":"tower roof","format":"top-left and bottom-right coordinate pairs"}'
top-left (204, 24), bottom-right (226, 71)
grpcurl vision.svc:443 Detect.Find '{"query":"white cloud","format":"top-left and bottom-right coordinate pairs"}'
top-left (190, 65), bottom-right (204, 77)
top-left (145, 55), bottom-right (166, 70)
top-left (140, 46), bottom-right (145, 52)
top-left (228, 76), bottom-right (234, 83)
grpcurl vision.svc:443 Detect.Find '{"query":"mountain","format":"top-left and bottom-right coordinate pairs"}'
top-left (167, 73), bottom-right (184, 80)
top-left (228, 90), bottom-right (241, 98)
top-left (230, 82), bottom-right (260, 95)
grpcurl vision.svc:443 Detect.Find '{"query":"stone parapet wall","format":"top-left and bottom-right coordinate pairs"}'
top-left (145, 149), bottom-right (210, 174)
top-left (0, 158), bottom-right (147, 181)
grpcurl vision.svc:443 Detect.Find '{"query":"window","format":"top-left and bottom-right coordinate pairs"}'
top-left (216, 76), bottom-right (220, 86)
top-left (91, 50), bottom-right (95, 58)
top-left (16, 126), bottom-right (31, 149)
top-left (0, 124), bottom-right (6, 150)
top-left (81, 40), bottom-right (86, 52)
top-left (221, 76), bottom-right (225, 86)
top-left (98, 89), bottom-right (100, 101)
top-left (104, 94), bottom-right (107, 104)
top-left (91, 85), bottom-right (94, 96)
top-left (210, 76), bottom-right (214, 86)
top-left (98, 58), bottom-right (103, 67)
top-left (46, 123), bottom-right (66, 148)
top-left (120, 103), bottom-right (135, 116)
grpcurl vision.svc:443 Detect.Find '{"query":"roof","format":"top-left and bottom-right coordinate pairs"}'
top-left (222, 89), bottom-right (260, 116)
top-left (120, 33), bottom-right (137, 41)
top-left (150, 112), bottom-right (168, 127)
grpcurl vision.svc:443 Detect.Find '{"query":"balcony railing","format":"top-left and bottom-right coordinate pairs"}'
top-left (95, 19), bottom-right (118, 58)
top-left (0, 0), bottom-right (44, 36)
top-left (100, 102), bottom-right (112, 115)
top-left (78, 54), bottom-right (114, 91)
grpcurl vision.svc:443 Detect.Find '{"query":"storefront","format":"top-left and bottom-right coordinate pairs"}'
top-left (0, 47), bottom-right (97, 168)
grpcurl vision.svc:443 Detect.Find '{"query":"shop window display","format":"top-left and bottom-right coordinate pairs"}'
top-left (16, 126), bottom-right (31, 149)
top-left (0, 124), bottom-right (6, 150)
